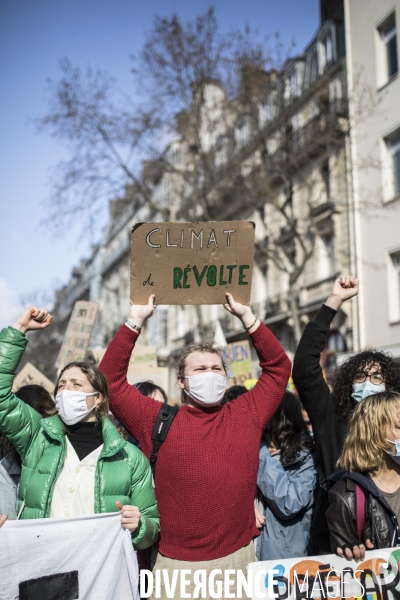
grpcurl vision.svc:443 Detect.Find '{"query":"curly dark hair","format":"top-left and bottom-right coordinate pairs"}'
top-left (267, 392), bottom-right (314, 465)
top-left (331, 350), bottom-right (400, 423)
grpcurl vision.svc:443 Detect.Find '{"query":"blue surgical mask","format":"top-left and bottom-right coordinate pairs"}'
top-left (385, 439), bottom-right (400, 465)
top-left (351, 380), bottom-right (385, 403)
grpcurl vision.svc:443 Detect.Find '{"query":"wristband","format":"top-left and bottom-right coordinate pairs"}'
top-left (244, 315), bottom-right (258, 332)
top-left (126, 320), bottom-right (142, 333)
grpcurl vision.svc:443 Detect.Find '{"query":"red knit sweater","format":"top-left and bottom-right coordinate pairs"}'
top-left (99, 322), bottom-right (291, 561)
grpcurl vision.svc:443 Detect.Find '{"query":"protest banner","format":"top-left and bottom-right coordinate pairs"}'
top-left (220, 340), bottom-right (254, 387)
top-left (247, 549), bottom-right (400, 599)
top-left (55, 301), bottom-right (99, 368)
top-left (0, 513), bottom-right (139, 600)
top-left (13, 362), bottom-right (54, 395)
top-left (130, 221), bottom-right (255, 305)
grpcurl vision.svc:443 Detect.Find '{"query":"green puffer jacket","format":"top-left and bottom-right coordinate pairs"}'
top-left (0, 326), bottom-right (160, 550)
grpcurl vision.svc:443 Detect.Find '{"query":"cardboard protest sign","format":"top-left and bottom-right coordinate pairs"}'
top-left (130, 221), bottom-right (255, 305)
top-left (0, 514), bottom-right (139, 600)
top-left (55, 301), bottom-right (99, 368)
top-left (85, 345), bottom-right (157, 370)
top-left (127, 365), bottom-right (169, 396)
top-left (220, 340), bottom-right (254, 387)
top-left (248, 548), bottom-right (400, 599)
top-left (13, 362), bottom-right (54, 395)
top-left (129, 345), bottom-right (157, 369)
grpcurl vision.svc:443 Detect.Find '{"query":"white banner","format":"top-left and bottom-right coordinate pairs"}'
top-left (0, 513), bottom-right (139, 600)
top-left (248, 548), bottom-right (400, 599)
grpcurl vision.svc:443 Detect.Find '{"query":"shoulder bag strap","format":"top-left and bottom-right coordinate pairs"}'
top-left (355, 484), bottom-right (366, 542)
top-left (150, 405), bottom-right (178, 477)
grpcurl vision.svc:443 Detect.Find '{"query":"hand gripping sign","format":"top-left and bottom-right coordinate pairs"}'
top-left (130, 221), bottom-right (255, 305)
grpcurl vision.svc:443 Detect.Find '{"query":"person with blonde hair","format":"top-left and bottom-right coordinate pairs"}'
top-left (326, 391), bottom-right (400, 561)
top-left (0, 306), bottom-right (159, 549)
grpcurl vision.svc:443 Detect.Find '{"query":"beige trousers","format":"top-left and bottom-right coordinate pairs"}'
top-left (149, 541), bottom-right (256, 600)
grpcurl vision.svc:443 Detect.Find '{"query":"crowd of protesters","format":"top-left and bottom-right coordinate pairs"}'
top-left (1, 275), bottom-right (400, 597)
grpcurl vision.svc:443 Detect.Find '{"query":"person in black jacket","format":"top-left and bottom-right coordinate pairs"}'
top-left (293, 275), bottom-right (400, 553)
top-left (326, 391), bottom-right (400, 561)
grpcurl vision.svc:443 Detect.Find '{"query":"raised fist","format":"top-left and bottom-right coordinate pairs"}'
top-left (325, 276), bottom-right (359, 311)
top-left (13, 307), bottom-right (52, 334)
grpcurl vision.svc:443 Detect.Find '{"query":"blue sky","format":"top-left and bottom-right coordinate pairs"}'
top-left (0, 0), bottom-right (319, 327)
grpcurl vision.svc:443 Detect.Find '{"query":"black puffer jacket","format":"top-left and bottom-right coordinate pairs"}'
top-left (326, 471), bottom-right (400, 552)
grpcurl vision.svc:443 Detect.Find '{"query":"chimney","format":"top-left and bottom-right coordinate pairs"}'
top-left (319, 0), bottom-right (343, 22)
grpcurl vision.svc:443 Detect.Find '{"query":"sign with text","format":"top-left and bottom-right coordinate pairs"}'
top-left (13, 362), bottom-right (54, 395)
top-left (248, 548), bottom-right (400, 599)
top-left (221, 340), bottom-right (254, 387)
top-left (55, 301), bottom-right (99, 369)
top-left (130, 221), bottom-right (255, 305)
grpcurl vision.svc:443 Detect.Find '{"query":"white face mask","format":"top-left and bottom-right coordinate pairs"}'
top-left (182, 372), bottom-right (227, 407)
top-left (384, 438), bottom-right (400, 465)
top-left (55, 390), bottom-right (98, 425)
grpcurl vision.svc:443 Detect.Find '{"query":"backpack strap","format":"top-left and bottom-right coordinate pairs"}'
top-left (355, 484), bottom-right (366, 542)
top-left (150, 405), bottom-right (178, 477)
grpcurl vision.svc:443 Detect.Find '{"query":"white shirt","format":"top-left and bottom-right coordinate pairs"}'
top-left (50, 437), bottom-right (103, 518)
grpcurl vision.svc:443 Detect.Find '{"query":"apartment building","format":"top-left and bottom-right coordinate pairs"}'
top-left (56, 0), bottom-right (395, 394)
top-left (343, 0), bottom-right (400, 358)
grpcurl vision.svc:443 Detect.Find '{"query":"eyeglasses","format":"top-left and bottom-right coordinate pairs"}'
top-left (354, 371), bottom-right (384, 385)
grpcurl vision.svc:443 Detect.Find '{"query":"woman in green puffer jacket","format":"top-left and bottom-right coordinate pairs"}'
top-left (0, 306), bottom-right (159, 550)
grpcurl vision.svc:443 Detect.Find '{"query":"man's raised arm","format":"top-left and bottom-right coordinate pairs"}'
top-left (224, 294), bottom-right (291, 429)
top-left (99, 295), bottom-right (160, 443)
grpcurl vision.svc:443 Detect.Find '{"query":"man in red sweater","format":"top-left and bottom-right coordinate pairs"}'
top-left (100, 293), bottom-right (290, 598)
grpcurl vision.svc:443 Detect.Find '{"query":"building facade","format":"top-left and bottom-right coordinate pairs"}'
top-left (342, 0), bottom-right (400, 360)
top-left (54, 0), bottom-right (400, 397)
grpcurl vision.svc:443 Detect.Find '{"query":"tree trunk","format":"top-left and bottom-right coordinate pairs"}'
top-left (288, 282), bottom-right (302, 346)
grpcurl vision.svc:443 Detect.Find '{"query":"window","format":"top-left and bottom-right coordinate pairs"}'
top-left (321, 160), bottom-right (330, 199)
top-left (383, 131), bottom-right (400, 199)
top-left (321, 34), bottom-right (333, 70)
top-left (376, 12), bottom-right (398, 86)
top-left (259, 97), bottom-right (277, 128)
top-left (290, 70), bottom-right (299, 98)
top-left (170, 146), bottom-right (181, 165)
top-left (390, 134), bottom-right (400, 194)
top-left (214, 136), bottom-right (229, 167)
top-left (387, 249), bottom-right (400, 323)
top-left (382, 21), bottom-right (398, 78)
top-left (329, 78), bottom-right (342, 112)
top-left (235, 118), bottom-right (250, 149)
top-left (319, 233), bottom-right (335, 277)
